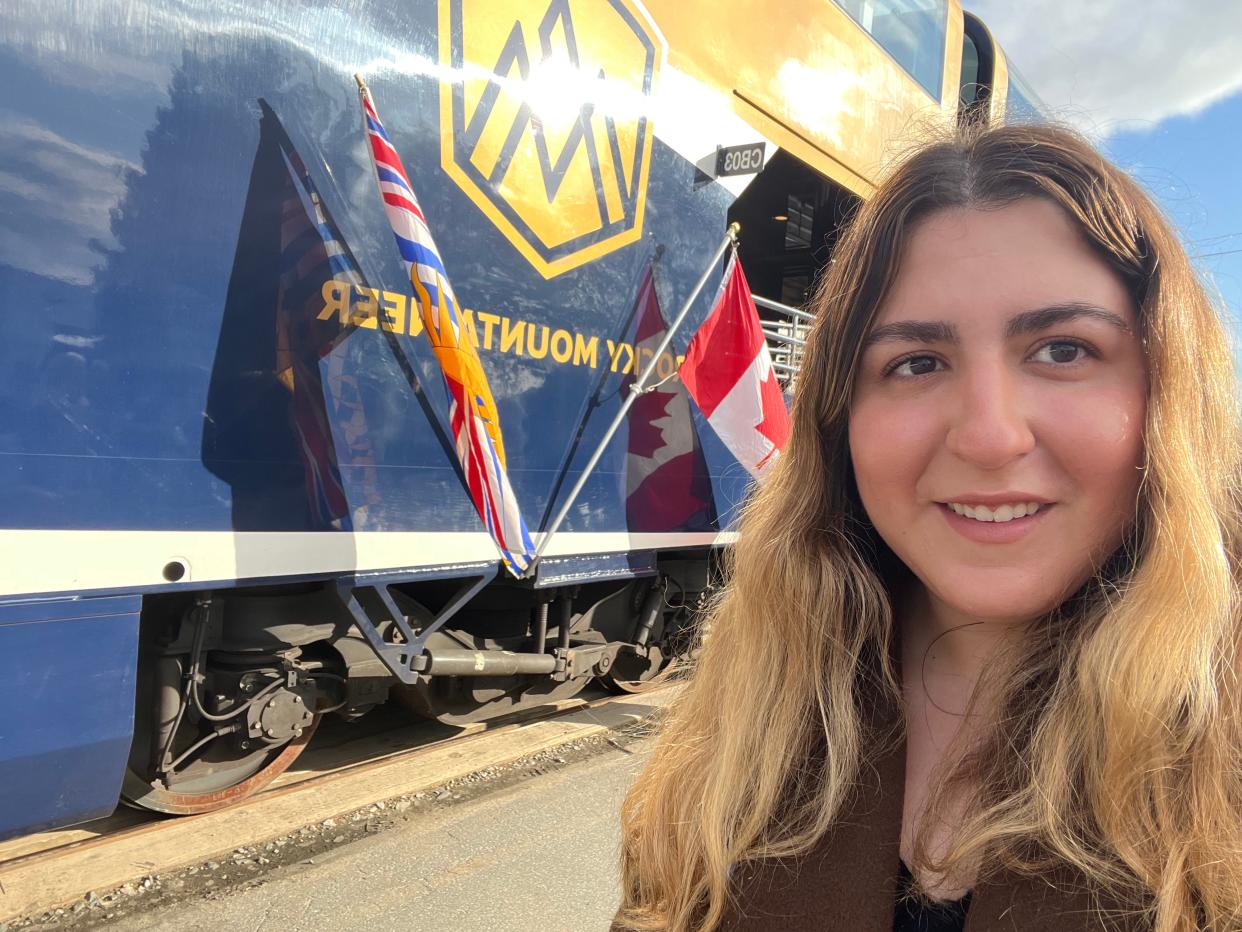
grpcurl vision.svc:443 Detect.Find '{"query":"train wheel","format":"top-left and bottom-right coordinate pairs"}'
top-left (121, 716), bottom-right (319, 815)
top-left (121, 621), bottom-right (336, 816)
top-left (601, 644), bottom-right (679, 694)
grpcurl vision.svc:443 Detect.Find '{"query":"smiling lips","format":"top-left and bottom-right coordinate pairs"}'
top-left (945, 501), bottom-right (1044, 523)
top-left (937, 499), bottom-right (1055, 543)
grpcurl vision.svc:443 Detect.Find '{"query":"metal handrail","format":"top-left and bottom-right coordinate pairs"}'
top-left (753, 292), bottom-right (812, 389)
top-left (752, 293), bottom-right (815, 322)
top-left (762, 328), bottom-right (806, 347)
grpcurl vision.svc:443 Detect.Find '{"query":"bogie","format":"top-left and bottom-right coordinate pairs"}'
top-left (121, 563), bottom-right (713, 813)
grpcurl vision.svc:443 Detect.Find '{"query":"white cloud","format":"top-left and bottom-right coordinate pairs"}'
top-left (966, 0), bottom-right (1242, 135)
top-left (0, 111), bottom-right (136, 285)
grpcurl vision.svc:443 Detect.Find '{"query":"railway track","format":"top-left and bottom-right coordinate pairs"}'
top-left (0, 685), bottom-right (675, 926)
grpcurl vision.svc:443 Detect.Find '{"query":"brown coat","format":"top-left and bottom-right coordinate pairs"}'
top-left (717, 731), bottom-right (1148, 932)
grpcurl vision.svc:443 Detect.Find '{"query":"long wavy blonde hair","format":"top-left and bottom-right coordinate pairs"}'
top-left (617, 123), bottom-right (1242, 932)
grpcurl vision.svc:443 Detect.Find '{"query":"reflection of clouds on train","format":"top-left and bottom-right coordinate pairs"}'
top-left (775, 58), bottom-right (869, 150)
top-left (0, 113), bottom-right (133, 285)
top-left (0, 329), bottom-right (109, 465)
top-left (481, 356), bottom-right (548, 401)
top-left (4, 0), bottom-right (403, 88)
top-left (36, 339), bottom-right (108, 453)
top-left (833, 0), bottom-right (947, 97)
top-left (2, 1), bottom-right (172, 96)
top-left (7, 0), bottom-right (658, 128)
top-left (0, 0), bottom-right (743, 537)
top-left (85, 44), bottom-right (301, 471)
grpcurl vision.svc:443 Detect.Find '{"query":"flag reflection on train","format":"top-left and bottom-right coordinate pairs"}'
top-left (274, 122), bottom-right (380, 529)
top-left (358, 81), bottom-right (535, 575)
top-left (680, 253), bottom-right (791, 479)
top-left (624, 264), bottom-right (717, 532)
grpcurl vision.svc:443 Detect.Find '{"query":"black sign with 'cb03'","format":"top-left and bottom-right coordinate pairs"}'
top-left (715, 142), bottom-right (766, 177)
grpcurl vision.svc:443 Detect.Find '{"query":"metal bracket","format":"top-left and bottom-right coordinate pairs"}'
top-left (335, 564), bottom-right (498, 685)
top-left (554, 643), bottom-right (609, 681)
top-left (532, 550), bottom-right (657, 588)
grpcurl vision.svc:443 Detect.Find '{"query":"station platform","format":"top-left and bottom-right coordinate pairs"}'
top-left (101, 736), bottom-right (649, 931)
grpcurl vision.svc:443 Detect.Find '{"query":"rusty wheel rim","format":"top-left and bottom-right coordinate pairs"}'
top-left (121, 716), bottom-right (319, 815)
top-left (603, 657), bottom-right (683, 694)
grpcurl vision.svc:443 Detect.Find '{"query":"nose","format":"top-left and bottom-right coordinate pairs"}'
top-left (943, 363), bottom-right (1036, 469)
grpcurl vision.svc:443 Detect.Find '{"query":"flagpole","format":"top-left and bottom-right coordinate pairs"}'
top-left (523, 223), bottom-right (740, 578)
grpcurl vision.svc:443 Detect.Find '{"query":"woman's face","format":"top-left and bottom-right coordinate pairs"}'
top-left (848, 199), bottom-right (1148, 625)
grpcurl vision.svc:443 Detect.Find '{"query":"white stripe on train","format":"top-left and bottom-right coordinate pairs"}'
top-left (0, 529), bottom-right (739, 599)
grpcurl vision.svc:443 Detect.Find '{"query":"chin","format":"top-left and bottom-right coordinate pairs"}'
top-left (942, 598), bottom-right (1049, 625)
top-left (925, 571), bottom-right (1068, 625)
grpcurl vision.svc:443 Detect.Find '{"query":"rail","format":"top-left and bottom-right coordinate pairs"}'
top-left (753, 293), bottom-right (812, 389)
top-left (753, 293), bottom-right (815, 321)
top-left (763, 328), bottom-right (805, 347)
top-left (0, 686), bottom-right (675, 924)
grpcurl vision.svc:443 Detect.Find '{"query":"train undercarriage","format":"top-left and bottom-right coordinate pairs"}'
top-left (121, 556), bottom-right (712, 814)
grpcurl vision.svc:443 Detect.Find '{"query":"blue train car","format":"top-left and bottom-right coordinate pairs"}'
top-left (0, 0), bottom-right (1018, 838)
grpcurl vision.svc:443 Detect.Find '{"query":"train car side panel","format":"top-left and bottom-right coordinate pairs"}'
top-left (0, 595), bottom-right (140, 840)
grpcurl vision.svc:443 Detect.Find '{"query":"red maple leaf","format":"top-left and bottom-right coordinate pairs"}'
top-left (629, 389), bottom-right (674, 459)
top-left (755, 369), bottom-right (790, 449)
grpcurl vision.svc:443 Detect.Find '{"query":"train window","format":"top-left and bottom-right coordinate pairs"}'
top-left (959, 31), bottom-right (981, 107)
top-left (783, 195), bottom-right (815, 250)
top-left (833, 0), bottom-right (949, 98)
top-left (1005, 66), bottom-right (1046, 123)
top-left (780, 271), bottom-right (813, 308)
top-left (959, 12), bottom-right (995, 119)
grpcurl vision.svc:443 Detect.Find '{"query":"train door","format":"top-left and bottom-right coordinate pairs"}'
top-left (726, 151), bottom-right (862, 386)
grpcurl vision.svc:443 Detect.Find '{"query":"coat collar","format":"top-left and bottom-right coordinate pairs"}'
top-left (720, 722), bottom-right (904, 932)
top-left (719, 723), bottom-right (1143, 932)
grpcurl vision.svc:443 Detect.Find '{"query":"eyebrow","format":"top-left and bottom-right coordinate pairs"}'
top-left (862, 302), bottom-right (1132, 347)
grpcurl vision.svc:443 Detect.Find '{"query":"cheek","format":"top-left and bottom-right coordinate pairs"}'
top-left (1042, 382), bottom-right (1145, 501)
top-left (848, 398), bottom-right (938, 513)
top-left (1035, 380), bottom-right (1146, 564)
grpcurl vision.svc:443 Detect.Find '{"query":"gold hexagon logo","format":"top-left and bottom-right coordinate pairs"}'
top-left (438, 0), bottom-right (665, 278)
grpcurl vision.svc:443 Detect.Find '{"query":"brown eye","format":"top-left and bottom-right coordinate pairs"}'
top-left (890, 355), bottom-right (941, 377)
top-left (1032, 341), bottom-right (1089, 365)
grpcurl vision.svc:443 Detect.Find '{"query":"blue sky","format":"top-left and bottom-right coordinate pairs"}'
top-left (1105, 96), bottom-right (1242, 329)
top-left (965, 1), bottom-right (1242, 337)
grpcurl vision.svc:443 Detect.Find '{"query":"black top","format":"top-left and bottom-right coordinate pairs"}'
top-left (893, 860), bottom-right (971, 932)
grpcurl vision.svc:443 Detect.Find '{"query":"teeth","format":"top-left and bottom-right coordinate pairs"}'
top-left (946, 501), bottom-right (1043, 523)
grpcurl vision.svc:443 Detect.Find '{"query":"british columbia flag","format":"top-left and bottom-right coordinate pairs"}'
top-left (275, 133), bottom-right (367, 530)
top-left (358, 80), bottom-right (535, 576)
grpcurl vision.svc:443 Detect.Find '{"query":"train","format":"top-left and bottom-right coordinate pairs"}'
top-left (0, 0), bottom-right (1040, 840)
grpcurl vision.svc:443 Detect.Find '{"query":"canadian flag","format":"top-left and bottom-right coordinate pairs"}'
top-left (624, 265), bottom-right (716, 531)
top-left (679, 253), bottom-right (791, 479)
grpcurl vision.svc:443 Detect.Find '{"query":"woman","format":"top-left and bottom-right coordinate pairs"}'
top-left (615, 123), bottom-right (1242, 932)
